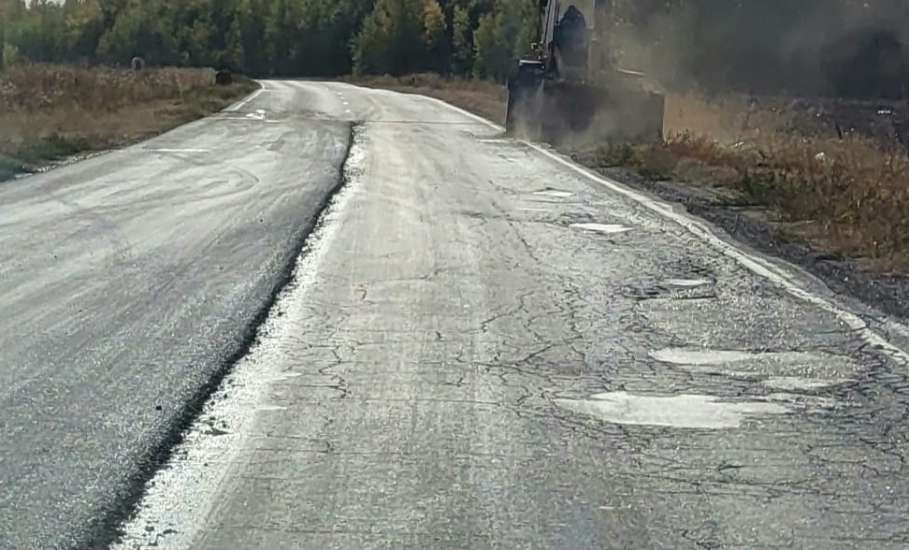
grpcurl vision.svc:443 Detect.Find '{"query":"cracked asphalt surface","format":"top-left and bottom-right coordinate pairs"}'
top-left (114, 82), bottom-right (909, 549)
top-left (5, 80), bottom-right (909, 549)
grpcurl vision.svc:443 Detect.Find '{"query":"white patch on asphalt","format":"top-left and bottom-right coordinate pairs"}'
top-left (555, 392), bottom-right (790, 429)
top-left (649, 348), bottom-right (817, 366)
top-left (533, 190), bottom-right (573, 198)
top-left (571, 223), bottom-right (632, 235)
top-left (666, 278), bottom-right (711, 288)
top-left (650, 348), bottom-right (862, 381)
top-left (763, 377), bottom-right (848, 391)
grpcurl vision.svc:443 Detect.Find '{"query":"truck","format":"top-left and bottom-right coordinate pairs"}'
top-left (505, 0), bottom-right (665, 145)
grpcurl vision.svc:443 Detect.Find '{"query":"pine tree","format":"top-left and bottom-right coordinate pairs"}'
top-left (451, 6), bottom-right (472, 76)
top-left (423, 0), bottom-right (447, 73)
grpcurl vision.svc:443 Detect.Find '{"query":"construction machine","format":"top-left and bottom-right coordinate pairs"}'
top-left (506, 0), bottom-right (665, 144)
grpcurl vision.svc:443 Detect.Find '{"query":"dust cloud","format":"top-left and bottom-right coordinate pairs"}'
top-left (602, 0), bottom-right (909, 100)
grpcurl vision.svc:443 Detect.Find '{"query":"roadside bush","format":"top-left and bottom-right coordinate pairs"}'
top-left (2, 44), bottom-right (20, 68)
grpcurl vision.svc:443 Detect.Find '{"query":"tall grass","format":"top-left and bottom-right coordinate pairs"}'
top-left (0, 65), bottom-right (216, 113)
top-left (677, 134), bottom-right (909, 266)
top-left (0, 64), bottom-right (255, 179)
top-left (581, 131), bottom-right (909, 269)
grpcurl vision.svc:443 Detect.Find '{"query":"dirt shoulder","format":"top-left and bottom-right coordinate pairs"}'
top-left (0, 65), bottom-right (258, 182)
top-left (355, 75), bottom-right (909, 321)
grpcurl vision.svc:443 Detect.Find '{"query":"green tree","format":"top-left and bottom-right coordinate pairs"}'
top-left (472, 11), bottom-right (498, 79)
top-left (423, 0), bottom-right (447, 72)
top-left (451, 5), bottom-right (473, 75)
top-left (64, 0), bottom-right (105, 61)
top-left (352, 6), bottom-right (387, 74)
top-left (264, 0), bottom-right (299, 75)
top-left (353, 0), bottom-right (428, 75)
top-left (230, 0), bottom-right (266, 74)
top-left (473, 0), bottom-right (534, 81)
top-left (97, 0), bottom-right (178, 65)
top-left (225, 13), bottom-right (243, 71)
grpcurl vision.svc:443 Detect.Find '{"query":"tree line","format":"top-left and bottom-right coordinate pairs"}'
top-left (0, 0), bottom-right (539, 80)
top-left (2, 0), bottom-right (909, 98)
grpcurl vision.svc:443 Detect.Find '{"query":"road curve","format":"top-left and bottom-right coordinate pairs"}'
top-left (112, 82), bottom-right (909, 549)
top-left (0, 82), bottom-right (352, 549)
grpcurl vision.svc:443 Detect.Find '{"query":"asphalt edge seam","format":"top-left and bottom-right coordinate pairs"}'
top-left (87, 121), bottom-right (360, 550)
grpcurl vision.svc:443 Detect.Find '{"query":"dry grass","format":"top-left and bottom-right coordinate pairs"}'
top-left (581, 132), bottom-right (909, 270)
top-left (347, 73), bottom-right (506, 125)
top-left (663, 93), bottom-right (794, 142)
top-left (0, 64), bottom-right (257, 180)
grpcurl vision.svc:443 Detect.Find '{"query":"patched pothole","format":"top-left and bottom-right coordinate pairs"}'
top-left (645, 347), bottom-right (861, 413)
top-left (762, 376), bottom-right (850, 391)
top-left (571, 223), bottom-right (632, 235)
top-left (533, 189), bottom-right (573, 199)
top-left (666, 278), bottom-right (712, 288)
top-left (555, 391), bottom-right (790, 429)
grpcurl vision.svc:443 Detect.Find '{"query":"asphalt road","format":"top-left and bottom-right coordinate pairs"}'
top-left (114, 82), bottom-right (909, 549)
top-left (0, 82), bottom-right (352, 549)
top-left (5, 81), bottom-right (909, 549)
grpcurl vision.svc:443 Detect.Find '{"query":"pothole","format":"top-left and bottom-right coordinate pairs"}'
top-left (571, 223), bottom-right (632, 235)
top-left (623, 278), bottom-right (716, 301)
top-left (555, 392), bottom-right (790, 429)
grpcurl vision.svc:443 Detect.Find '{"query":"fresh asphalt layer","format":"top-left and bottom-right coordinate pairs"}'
top-left (4, 81), bottom-right (909, 549)
top-left (0, 82), bottom-right (351, 549)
